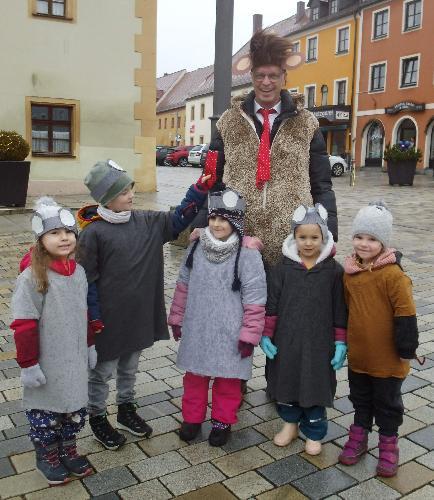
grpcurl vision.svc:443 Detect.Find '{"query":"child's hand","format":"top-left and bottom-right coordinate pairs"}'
top-left (171, 325), bottom-right (182, 341)
top-left (238, 340), bottom-right (254, 358)
top-left (331, 341), bottom-right (347, 370)
top-left (88, 345), bottom-right (98, 369)
top-left (260, 336), bottom-right (278, 359)
top-left (189, 227), bottom-right (201, 243)
top-left (89, 319), bottom-right (104, 335)
top-left (21, 364), bottom-right (46, 388)
top-left (195, 174), bottom-right (213, 191)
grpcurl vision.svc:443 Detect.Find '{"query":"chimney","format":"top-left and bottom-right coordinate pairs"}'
top-left (296, 1), bottom-right (305, 22)
top-left (253, 14), bottom-right (263, 34)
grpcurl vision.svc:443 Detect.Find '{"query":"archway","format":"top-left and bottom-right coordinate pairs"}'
top-left (393, 117), bottom-right (418, 146)
top-left (364, 121), bottom-right (384, 167)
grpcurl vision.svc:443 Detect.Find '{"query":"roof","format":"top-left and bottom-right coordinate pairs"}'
top-left (156, 69), bottom-right (186, 103)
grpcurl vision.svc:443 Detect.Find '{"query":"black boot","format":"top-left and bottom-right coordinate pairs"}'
top-left (117, 402), bottom-right (153, 437)
top-left (179, 422), bottom-right (202, 442)
top-left (209, 420), bottom-right (231, 447)
top-left (34, 442), bottom-right (71, 485)
top-left (59, 438), bottom-right (93, 477)
top-left (90, 414), bottom-right (127, 450)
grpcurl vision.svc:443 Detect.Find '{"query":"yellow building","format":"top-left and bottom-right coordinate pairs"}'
top-left (287, 0), bottom-right (359, 158)
top-left (156, 108), bottom-right (186, 147)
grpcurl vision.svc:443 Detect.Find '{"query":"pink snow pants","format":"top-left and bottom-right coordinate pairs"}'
top-left (182, 372), bottom-right (242, 425)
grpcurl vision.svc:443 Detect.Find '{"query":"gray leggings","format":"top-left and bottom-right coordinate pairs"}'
top-left (88, 350), bottom-right (141, 416)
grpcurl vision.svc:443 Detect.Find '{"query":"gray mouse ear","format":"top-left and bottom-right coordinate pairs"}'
top-left (292, 205), bottom-right (307, 223)
top-left (59, 209), bottom-right (76, 228)
top-left (315, 203), bottom-right (328, 221)
top-left (31, 214), bottom-right (44, 236)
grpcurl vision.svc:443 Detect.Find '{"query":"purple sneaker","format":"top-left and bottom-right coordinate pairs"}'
top-left (338, 424), bottom-right (368, 466)
top-left (376, 434), bottom-right (399, 477)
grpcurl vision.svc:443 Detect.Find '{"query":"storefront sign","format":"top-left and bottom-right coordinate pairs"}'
top-left (336, 111), bottom-right (350, 120)
top-left (311, 106), bottom-right (351, 122)
top-left (385, 102), bottom-right (425, 114)
top-left (313, 109), bottom-right (334, 120)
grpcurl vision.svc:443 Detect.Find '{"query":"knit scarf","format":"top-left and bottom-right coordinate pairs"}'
top-left (97, 205), bottom-right (131, 224)
top-left (199, 227), bottom-right (239, 263)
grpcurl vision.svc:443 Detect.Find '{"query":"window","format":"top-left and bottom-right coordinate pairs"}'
top-left (370, 63), bottom-right (386, 91)
top-left (321, 85), bottom-right (328, 106)
top-left (35, 0), bottom-right (66, 18)
top-left (312, 7), bottom-right (319, 20)
top-left (164, 118), bottom-right (167, 129)
top-left (190, 106), bottom-right (195, 121)
top-left (158, 119), bottom-right (161, 129)
top-left (177, 116), bottom-right (181, 128)
top-left (400, 56), bottom-right (419, 87)
top-left (307, 36), bottom-right (318, 62)
top-left (171, 117), bottom-right (174, 128)
top-left (199, 135), bottom-right (204, 143)
top-left (31, 104), bottom-right (72, 155)
top-left (337, 27), bottom-right (349, 53)
top-left (373, 9), bottom-right (389, 39)
top-left (200, 103), bottom-right (205, 120)
top-left (305, 86), bottom-right (316, 108)
top-left (330, 0), bottom-right (338, 14)
top-left (404, 0), bottom-right (422, 31)
top-left (292, 41), bottom-right (300, 53)
top-left (336, 80), bottom-right (346, 105)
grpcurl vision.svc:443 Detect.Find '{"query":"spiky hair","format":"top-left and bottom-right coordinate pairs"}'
top-left (249, 30), bottom-right (293, 69)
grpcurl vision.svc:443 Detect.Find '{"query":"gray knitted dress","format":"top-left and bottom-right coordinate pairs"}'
top-left (175, 233), bottom-right (267, 380)
top-left (12, 266), bottom-right (88, 413)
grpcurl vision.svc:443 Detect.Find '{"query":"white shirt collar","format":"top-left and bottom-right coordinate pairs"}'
top-left (254, 100), bottom-right (281, 115)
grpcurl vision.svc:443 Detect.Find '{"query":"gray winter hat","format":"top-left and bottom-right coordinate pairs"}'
top-left (31, 197), bottom-right (77, 238)
top-left (351, 201), bottom-right (393, 247)
top-left (291, 203), bottom-right (329, 242)
top-left (84, 159), bottom-right (133, 205)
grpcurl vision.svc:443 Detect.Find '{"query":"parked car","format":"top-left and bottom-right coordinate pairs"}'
top-left (199, 143), bottom-right (210, 170)
top-left (165, 146), bottom-right (194, 167)
top-left (188, 144), bottom-right (206, 167)
top-left (156, 146), bottom-right (174, 166)
top-left (329, 155), bottom-right (349, 177)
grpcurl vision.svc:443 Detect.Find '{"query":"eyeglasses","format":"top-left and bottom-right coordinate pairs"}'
top-left (252, 71), bottom-right (284, 82)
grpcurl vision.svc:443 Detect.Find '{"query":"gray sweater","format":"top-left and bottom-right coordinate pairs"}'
top-left (12, 266), bottom-right (88, 413)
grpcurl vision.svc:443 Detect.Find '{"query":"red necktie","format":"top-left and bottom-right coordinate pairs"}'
top-left (256, 108), bottom-right (276, 190)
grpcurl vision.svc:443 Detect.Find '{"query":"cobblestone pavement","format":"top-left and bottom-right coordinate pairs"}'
top-left (0, 167), bottom-right (434, 499)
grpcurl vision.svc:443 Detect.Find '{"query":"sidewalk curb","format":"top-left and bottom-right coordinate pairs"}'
top-left (0, 207), bottom-right (33, 216)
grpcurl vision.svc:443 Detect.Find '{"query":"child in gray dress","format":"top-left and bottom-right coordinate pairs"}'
top-left (168, 188), bottom-right (267, 446)
top-left (11, 197), bottom-right (94, 486)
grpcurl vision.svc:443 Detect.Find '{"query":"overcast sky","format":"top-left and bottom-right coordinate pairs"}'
top-left (157, 0), bottom-right (301, 76)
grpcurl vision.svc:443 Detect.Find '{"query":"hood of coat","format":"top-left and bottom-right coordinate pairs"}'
top-left (344, 248), bottom-right (401, 274)
top-left (232, 89), bottom-right (305, 115)
top-left (282, 230), bottom-right (335, 267)
top-left (76, 204), bottom-right (102, 231)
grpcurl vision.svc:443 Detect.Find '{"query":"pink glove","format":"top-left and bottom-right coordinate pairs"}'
top-left (238, 340), bottom-right (254, 359)
top-left (242, 236), bottom-right (264, 251)
top-left (171, 325), bottom-right (182, 342)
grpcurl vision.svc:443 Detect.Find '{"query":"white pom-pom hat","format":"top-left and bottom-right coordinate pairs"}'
top-left (31, 197), bottom-right (77, 238)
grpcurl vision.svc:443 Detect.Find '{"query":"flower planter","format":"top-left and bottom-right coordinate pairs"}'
top-left (386, 160), bottom-right (416, 186)
top-left (0, 161), bottom-right (31, 206)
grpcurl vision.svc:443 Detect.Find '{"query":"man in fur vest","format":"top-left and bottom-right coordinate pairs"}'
top-left (206, 30), bottom-right (337, 267)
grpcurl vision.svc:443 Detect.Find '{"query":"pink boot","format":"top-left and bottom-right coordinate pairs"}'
top-left (376, 434), bottom-right (399, 477)
top-left (338, 424), bottom-right (369, 465)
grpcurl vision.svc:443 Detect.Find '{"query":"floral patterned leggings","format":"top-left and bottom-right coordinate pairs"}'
top-left (26, 407), bottom-right (86, 446)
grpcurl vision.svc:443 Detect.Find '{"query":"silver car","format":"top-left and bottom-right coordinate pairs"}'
top-left (188, 144), bottom-right (206, 167)
top-left (329, 155), bottom-right (349, 177)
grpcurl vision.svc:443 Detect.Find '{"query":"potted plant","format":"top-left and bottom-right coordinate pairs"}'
top-left (0, 130), bottom-right (31, 207)
top-left (383, 141), bottom-right (422, 186)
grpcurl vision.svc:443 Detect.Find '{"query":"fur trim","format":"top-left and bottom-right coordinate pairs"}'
top-left (282, 230), bottom-right (334, 264)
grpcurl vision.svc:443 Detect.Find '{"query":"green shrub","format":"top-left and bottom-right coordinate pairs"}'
top-left (0, 130), bottom-right (30, 161)
top-left (383, 143), bottom-right (422, 163)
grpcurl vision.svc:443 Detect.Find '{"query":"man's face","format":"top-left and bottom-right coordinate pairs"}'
top-left (251, 64), bottom-right (285, 108)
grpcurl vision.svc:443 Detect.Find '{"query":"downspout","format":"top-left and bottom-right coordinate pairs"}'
top-left (350, 4), bottom-right (361, 167)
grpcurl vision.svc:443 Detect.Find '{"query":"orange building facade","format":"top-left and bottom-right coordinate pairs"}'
top-left (354, 0), bottom-right (434, 169)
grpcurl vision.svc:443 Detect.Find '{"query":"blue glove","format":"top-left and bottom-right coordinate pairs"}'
top-left (331, 341), bottom-right (347, 371)
top-left (260, 336), bottom-right (278, 360)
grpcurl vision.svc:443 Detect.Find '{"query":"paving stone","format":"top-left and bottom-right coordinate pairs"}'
top-left (399, 414), bottom-right (427, 436)
top-left (250, 402), bottom-right (279, 420)
top-left (213, 445), bottom-right (273, 477)
top-left (167, 387), bottom-right (183, 398)
top-left (0, 469), bottom-right (47, 498)
top-left (3, 424), bottom-right (29, 439)
top-left (408, 405), bottom-right (434, 424)
top-left (135, 391), bottom-right (171, 407)
top-left (339, 477), bottom-right (400, 499)
top-left (0, 400), bottom-right (22, 417)
top-left (301, 442), bottom-right (341, 469)
top-left (138, 356), bottom-right (173, 372)
top-left (178, 440), bottom-right (226, 465)
top-left (332, 412), bottom-right (354, 430)
top-left (160, 462), bottom-right (226, 496)
top-left (223, 471), bottom-right (273, 499)
top-left (221, 427), bottom-right (268, 453)
top-left (146, 415), bottom-right (179, 436)
top-left (416, 451), bottom-right (434, 469)
top-left (175, 483), bottom-right (236, 499)
top-left (407, 425), bottom-right (434, 450)
top-left (379, 461), bottom-right (434, 494)
top-left (0, 414), bottom-right (13, 431)
top-left (403, 484), bottom-right (434, 499)
top-left (256, 485), bottom-right (308, 499)
top-left (243, 390), bottom-right (270, 407)
top-left (321, 420), bottom-right (348, 443)
top-left (128, 450), bottom-right (189, 481)
top-left (333, 396), bottom-right (354, 414)
top-left (411, 357), bottom-right (434, 371)
top-left (1, 367), bottom-right (20, 379)
top-left (137, 401), bottom-right (179, 421)
top-left (402, 375), bottom-right (430, 393)
top-left (118, 479), bottom-right (172, 500)
top-left (25, 479), bottom-right (91, 499)
top-left (138, 431), bottom-right (187, 457)
top-left (0, 434), bottom-right (33, 458)
top-left (10, 411), bottom-right (27, 427)
top-left (254, 418), bottom-right (283, 440)
top-left (403, 393), bottom-right (430, 410)
top-left (87, 443), bottom-right (146, 472)
top-left (257, 455), bottom-right (318, 486)
top-left (336, 452), bottom-right (379, 481)
top-left (293, 466), bottom-right (357, 499)
top-left (259, 438), bottom-right (305, 459)
top-left (10, 450), bottom-right (35, 473)
top-left (83, 466), bottom-right (137, 496)
top-left (0, 456), bottom-right (14, 479)
top-left (133, 380), bottom-right (171, 399)
top-left (414, 385), bottom-right (434, 402)
top-left (247, 376), bottom-right (267, 391)
top-left (231, 409), bottom-right (263, 431)
top-left (90, 494), bottom-right (120, 500)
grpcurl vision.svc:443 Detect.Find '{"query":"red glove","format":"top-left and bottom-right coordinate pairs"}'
top-left (171, 325), bottom-right (182, 342)
top-left (88, 319), bottom-right (104, 347)
top-left (238, 340), bottom-right (254, 359)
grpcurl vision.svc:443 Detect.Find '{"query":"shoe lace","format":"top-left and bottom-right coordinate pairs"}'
top-left (94, 415), bottom-right (119, 440)
top-left (63, 442), bottom-right (79, 459)
top-left (45, 448), bottom-right (61, 467)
